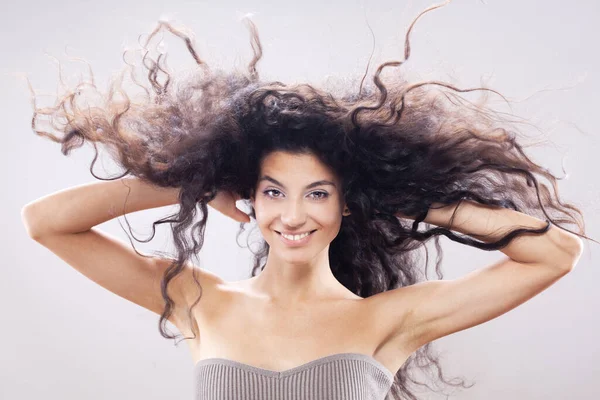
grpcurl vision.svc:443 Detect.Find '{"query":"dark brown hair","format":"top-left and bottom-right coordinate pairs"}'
top-left (27, 2), bottom-right (596, 398)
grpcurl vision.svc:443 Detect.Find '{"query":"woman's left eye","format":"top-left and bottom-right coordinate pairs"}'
top-left (310, 191), bottom-right (329, 199)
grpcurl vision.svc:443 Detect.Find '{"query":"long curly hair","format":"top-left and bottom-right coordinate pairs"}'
top-left (27, 1), bottom-right (596, 399)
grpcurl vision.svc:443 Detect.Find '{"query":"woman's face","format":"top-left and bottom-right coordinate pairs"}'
top-left (250, 151), bottom-right (349, 260)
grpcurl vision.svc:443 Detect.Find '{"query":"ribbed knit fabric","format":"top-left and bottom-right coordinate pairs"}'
top-left (194, 352), bottom-right (395, 399)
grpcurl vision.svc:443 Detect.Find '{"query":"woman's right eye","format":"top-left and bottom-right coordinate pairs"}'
top-left (263, 189), bottom-right (281, 198)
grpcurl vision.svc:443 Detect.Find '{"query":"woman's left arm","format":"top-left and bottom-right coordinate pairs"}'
top-left (366, 202), bottom-right (584, 356)
top-left (398, 200), bottom-right (583, 267)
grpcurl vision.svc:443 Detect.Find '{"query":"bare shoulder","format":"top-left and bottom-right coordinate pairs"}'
top-left (155, 258), bottom-right (227, 327)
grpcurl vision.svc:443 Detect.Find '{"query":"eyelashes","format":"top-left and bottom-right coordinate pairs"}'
top-left (263, 189), bottom-right (329, 200)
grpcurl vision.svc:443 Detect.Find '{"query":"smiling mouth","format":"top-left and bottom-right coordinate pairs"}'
top-left (275, 229), bottom-right (317, 236)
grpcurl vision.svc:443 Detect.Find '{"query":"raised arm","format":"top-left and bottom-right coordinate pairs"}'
top-left (21, 177), bottom-right (224, 326)
top-left (22, 177), bottom-right (181, 237)
top-left (369, 200), bottom-right (583, 356)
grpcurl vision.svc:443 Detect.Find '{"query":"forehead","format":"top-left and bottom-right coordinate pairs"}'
top-left (259, 151), bottom-right (337, 182)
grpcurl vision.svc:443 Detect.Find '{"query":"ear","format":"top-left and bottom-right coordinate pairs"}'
top-left (342, 203), bottom-right (351, 216)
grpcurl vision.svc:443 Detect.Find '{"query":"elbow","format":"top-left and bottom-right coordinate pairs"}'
top-left (569, 237), bottom-right (584, 269)
top-left (560, 236), bottom-right (584, 272)
top-left (21, 205), bottom-right (45, 240)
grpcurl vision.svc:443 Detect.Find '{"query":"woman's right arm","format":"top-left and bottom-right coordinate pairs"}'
top-left (22, 177), bottom-right (181, 237)
top-left (21, 177), bottom-right (224, 327)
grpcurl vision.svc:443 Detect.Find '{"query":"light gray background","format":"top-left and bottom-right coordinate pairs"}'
top-left (2, 0), bottom-right (599, 399)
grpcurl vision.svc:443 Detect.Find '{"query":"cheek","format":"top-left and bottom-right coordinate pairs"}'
top-left (253, 207), bottom-right (272, 226)
top-left (323, 216), bottom-right (342, 228)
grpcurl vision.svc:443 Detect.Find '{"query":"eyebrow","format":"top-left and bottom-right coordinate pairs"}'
top-left (259, 175), bottom-right (337, 190)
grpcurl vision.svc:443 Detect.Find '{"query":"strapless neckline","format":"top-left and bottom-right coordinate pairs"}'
top-left (194, 352), bottom-right (395, 381)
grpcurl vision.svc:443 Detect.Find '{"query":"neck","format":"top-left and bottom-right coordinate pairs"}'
top-left (247, 246), bottom-right (348, 304)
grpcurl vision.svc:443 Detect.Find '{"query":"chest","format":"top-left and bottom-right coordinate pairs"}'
top-left (188, 290), bottom-right (397, 400)
top-left (192, 292), bottom-right (377, 369)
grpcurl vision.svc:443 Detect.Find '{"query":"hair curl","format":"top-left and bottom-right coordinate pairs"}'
top-left (27, 1), bottom-right (596, 399)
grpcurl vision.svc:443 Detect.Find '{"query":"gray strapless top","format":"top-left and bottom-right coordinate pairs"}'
top-left (194, 352), bottom-right (395, 399)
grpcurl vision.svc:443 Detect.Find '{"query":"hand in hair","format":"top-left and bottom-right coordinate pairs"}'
top-left (207, 190), bottom-right (251, 223)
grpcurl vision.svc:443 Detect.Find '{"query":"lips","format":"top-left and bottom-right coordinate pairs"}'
top-left (275, 229), bottom-right (317, 237)
top-left (276, 229), bottom-right (317, 246)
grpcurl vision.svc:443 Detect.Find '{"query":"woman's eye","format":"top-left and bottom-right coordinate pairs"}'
top-left (310, 191), bottom-right (329, 199)
top-left (263, 189), bottom-right (282, 198)
top-left (263, 189), bottom-right (328, 200)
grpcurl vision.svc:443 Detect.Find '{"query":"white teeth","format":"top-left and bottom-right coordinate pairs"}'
top-left (281, 231), bottom-right (311, 241)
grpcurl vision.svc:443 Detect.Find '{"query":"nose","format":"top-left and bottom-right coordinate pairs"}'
top-left (280, 199), bottom-right (307, 228)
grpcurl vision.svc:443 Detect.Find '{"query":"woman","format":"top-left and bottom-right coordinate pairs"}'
top-left (20, 2), bottom-right (594, 399)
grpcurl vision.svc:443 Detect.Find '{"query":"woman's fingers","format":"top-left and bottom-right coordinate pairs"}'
top-left (206, 190), bottom-right (250, 223)
top-left (232, 195), bottom-right (251, 223)
top-left (234, 207), bottom-right (251, 223)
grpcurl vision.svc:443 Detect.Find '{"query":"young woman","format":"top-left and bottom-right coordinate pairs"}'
top-left (21, 2), bottom-right (594, 399)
